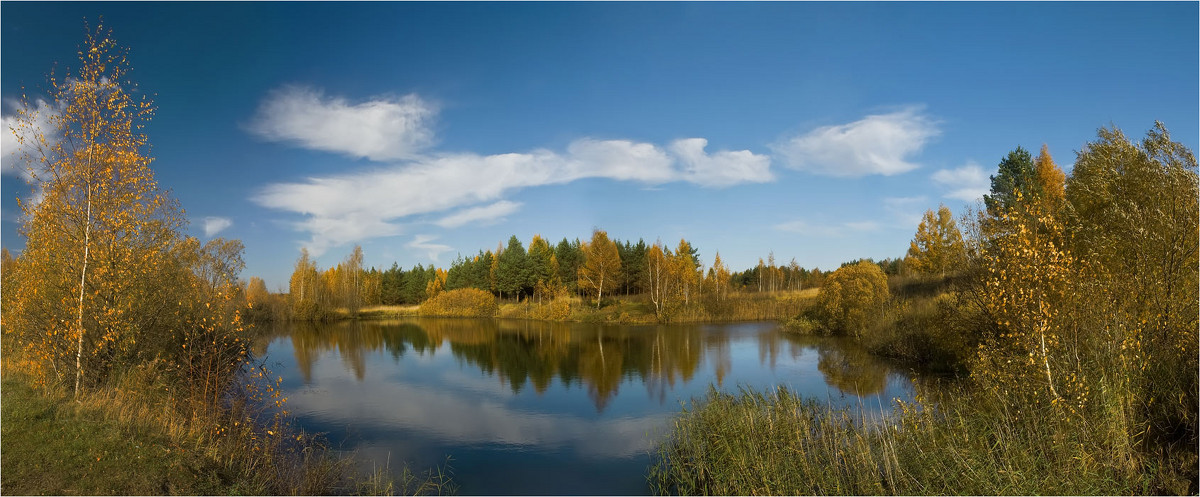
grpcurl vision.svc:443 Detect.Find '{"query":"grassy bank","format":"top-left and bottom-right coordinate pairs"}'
top-left (0, 366), bottom-right (452, 495)
top-left (649, 385), bottom-right (1190, 495)
top-left (1, 375), bottom-right (235, 495)
top-left (0, 366), bottom-right (352, 495)
top-left (356, 305), bottom-right (421, 320)
top-left (416, 289), bottom-right (818, 324)
top-left (303, 288), bottom-right (819, 325)
top-left (0, 370), bottom-right (352, 495)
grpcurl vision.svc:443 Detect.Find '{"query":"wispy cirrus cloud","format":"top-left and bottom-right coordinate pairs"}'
top-left (202, 216), bottom-right (233, 237)
top-left (407, 234), bottom-right (452, 261)
top-left (772, 107), bottom-right (940, 177)
top-left (436, 200), bottom-right (523, 229)
top-left (249, 84), bottom-right (777, 256)
top-left (883, 196), bottom-right (929, 228)
top-left (246, 85), bottom-right (437, 161)
top-left (931, 162), bottom-right (990, 202)
top-left (773, 218), bottom-right (880, 237)
top-left (253, 139), bottom-right (681, 256)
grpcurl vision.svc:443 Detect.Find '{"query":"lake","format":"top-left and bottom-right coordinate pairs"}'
top-left (256, 318), bottom-right (919, 495)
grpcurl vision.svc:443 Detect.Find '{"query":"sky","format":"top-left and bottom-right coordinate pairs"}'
top-left (2, 2), bottom-right (1197, 290)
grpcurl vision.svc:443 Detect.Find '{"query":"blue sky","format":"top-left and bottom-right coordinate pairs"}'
top-left (3, 2), bottom-right (1197, 290)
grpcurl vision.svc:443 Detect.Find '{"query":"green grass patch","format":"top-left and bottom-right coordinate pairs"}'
top-left (1, 371), bottom-right (454, 495)
top-left (1, 376), bottom-right (230, 495)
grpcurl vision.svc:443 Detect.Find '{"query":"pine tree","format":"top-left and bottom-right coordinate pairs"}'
top-left (984, 146), bottom-right (1036, 216)
top-left (496, 235), bottom-right (530, 300)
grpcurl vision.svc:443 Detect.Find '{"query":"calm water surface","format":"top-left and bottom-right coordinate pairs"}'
top-left (257, 318), bottom-right (917, 495)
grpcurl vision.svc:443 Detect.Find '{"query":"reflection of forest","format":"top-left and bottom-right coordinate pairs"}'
top-left (269, 319), bottom-right (893, 411)
top-left (780, 333), bottom-right (890, 396)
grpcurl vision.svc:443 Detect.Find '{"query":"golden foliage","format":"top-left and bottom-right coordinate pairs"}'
top-left (906, 204), bottom-right (966, 277)
top-left (815, 261), bottom-right (889, 337)
top-left (419, 288), bottom-right (498, 318)
top-left (5, 23), bottom-right (183, 394)
top-left (425, 268), bottom-right (448, 300)
top-left (974, 190), bottom-right (1088, 414)
top-left (1033, 144), bottom-right (1066, 213)
top-left (977, 123), bottom-right (1198, 446)
top-left (578, 229), bottom-right (621, 309)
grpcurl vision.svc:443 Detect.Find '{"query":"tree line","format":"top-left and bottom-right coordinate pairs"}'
top-left (283, 231), bottom-right (834, 320)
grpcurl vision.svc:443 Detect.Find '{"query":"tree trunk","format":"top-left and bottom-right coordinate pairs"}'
top-left (75, 182), bottom-right (93, 399)
top-left (595, 274), bottom-right (603, 310)
top-left (1040, 320), bottom-right (1060, 401)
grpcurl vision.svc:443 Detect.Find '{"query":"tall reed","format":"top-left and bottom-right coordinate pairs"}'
top-left (650, 384), bottom-right (1152, 495)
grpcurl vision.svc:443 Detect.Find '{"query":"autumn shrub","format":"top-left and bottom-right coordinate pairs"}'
top-left (531, 294), bottom-right (572, 321)
top-left (1064, 123), bottom-right (1198, 455)
top-left (780, 315), bottom-right (820, 334)
top-left (963, 123), bottom-right (1197, 492)
top-left (419, 288), bottom-right (498, 317)
top-left (812, 261), bottom-right (889, 336)
top-left (290, 299), bottom-right (339, 322)
top-left (243, 277), bottom-right (291, 323)
top-left (858, 292), bottom-right (977, 373)
top-left (698, 290), bottom-right (812, 323)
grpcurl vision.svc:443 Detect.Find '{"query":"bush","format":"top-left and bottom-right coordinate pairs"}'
top-left (532, 297), bottom-right (571, 321)
top-left (780, 316), bottom-right (820, 335)
top-left (814, 261), bottom-right (889, 337)
top-left (419, 288), bottom-right (498, 318)
top-left (859, 292), bottom-right (979, 373)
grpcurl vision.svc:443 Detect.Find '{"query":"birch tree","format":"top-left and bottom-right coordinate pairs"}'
top-left (646, 242), bottom-right (669, 317)
top-left (6, 24), bottom-right (180, 396)
top-left (578, 229), bottom-right (621, 309)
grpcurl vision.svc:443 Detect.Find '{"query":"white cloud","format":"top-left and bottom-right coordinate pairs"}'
top-left (931, 162), bottom-right (990, 201)
top-left (774, 219), bottom-right (880, 237)
top-left (407, 234), bottom-right (452, 261)
top-left (844, 221), bottom-right (881, 232)
top-left (2, 98), bottom-right (60, 182)
top-left (883, 196), bottom-right (929, 227)
top-left (254, 137), bottom-right (771, 255)
top-left (564, 138), bottom-right (676, 183)
top-left (202, 216), bottom-right (233, 237)
top-left (670, 138), bottom-right (773, 187)
top-left (286, 365), bottom-right (669, 460)
top-left (295, 213), bottom-right (405, 258)
top-left (436, 200), bottom-right (522, 228)
top-left (246, 85), bottom-right (437, 161)
top-left (2, 99), bottom-right (65, 214)
top-left (772, 107), bottom-right (940, 177)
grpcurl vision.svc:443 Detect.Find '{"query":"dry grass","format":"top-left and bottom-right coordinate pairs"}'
top-left (1, 354), bottom-right (452, 496)
top-left (490, 289), bottom-right (819, 324)
top-left (357, 305), bottom-right (421, 320)
top-left (650, 385), bottom-right (1155, 495)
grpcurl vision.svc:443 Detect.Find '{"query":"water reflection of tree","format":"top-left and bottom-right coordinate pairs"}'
top-left (279, 319), bottom-right (893, 411)
top-left (815, 343), bottom-right (888, 396)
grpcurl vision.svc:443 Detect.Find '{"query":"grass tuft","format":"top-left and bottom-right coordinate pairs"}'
top-left (650, 384), bottom-right (1164, 495)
